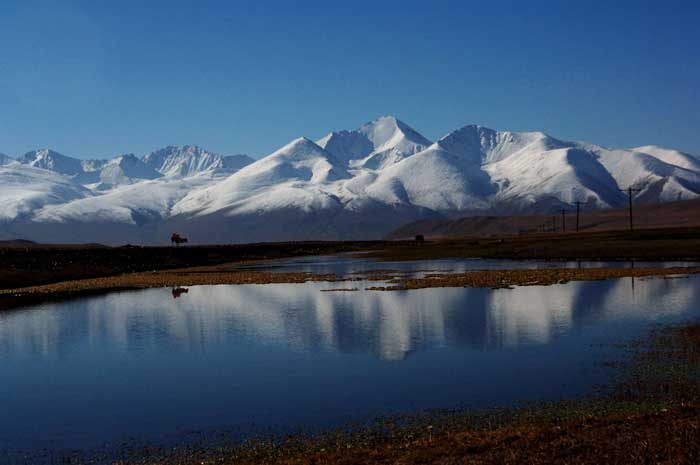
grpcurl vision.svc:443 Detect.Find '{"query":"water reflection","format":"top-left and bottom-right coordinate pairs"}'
top-left (242, 255), bottom-right (700, 275)
top-left (0, 276), bottom-right (696, 361)
top-left (1, 274), bottom-right (700, 455)
top-left (171, 287), bottom-right (189, 299)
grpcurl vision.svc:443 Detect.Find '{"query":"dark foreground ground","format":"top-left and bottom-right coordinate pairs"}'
top-left (4, 226), bottom-right (700, 291)
top-left (0, 240), bottom-right (387, 290)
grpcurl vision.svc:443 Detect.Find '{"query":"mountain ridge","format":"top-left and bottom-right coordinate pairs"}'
top-left (2, 116), bottom-right (699, 245)
top-left (13, 145), bottom-right (255, 184)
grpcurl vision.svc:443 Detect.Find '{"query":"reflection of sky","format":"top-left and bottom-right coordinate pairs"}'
top-left (239, 255), bottom-right (700, 276)
top-left (0, 275), bottom-right (697, 361)
top-left (1, 275), bottom-right (699, 457)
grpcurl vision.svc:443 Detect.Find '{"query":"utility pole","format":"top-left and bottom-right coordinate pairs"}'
top-left (573, 201), bottom-right (582, 232)
top-left (561, 208), bottom-right (567, 233)
top-left (620, 187), bottom-right (642, 231)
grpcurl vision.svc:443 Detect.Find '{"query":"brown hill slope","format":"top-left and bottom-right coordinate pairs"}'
top-left (386, 198), bottom-right (700, 239)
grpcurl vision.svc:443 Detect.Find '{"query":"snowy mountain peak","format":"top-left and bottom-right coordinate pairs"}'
top-left (358, 115), bottom-right (431, 153)
top-left (95, 153), bottom-right (162, 190)
top-left (116, 153), bottom-right (139, 163)
top-left (272, 137), bottom-right (326, 158)
top-left (171, 136), bottom-right (351, 218)
top-left (436, 125), bottom-right (565, 164)
top-left (634, 144), bottom-right (696, 156)
top-left (143, 145), bottom-right (253, 178)
top-left (316, 130), bottom-right (374, 164)
top-left (5, 118), bottom-right (700, 245)
top-left (261, 137), bottom-right (349, 182)
top-left (435, 125), bottom-right (496, 163)
top-left (318, 116), bottom-right (430, 170)
top-left (21, 149), bottom-right (84, 176)
top-left (631, 145), bottom-right (700, 172)
top-left (110, 153), bottom-right (159, 174)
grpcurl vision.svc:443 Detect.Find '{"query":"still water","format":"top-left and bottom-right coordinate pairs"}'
top-left (0, 263), bottom-right (699, 457)
top-left (240, 254), bottom-right (700, 274)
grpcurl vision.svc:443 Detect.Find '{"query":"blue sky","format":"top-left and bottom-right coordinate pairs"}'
top-left (1, 0), bottom-right (699, 159)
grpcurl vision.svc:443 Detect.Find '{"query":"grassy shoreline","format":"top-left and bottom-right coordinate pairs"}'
top-left (4, 226), bottom-right (700, 314)
top-left (4, 226), bottom-right (700, 291)
top-left (2, 262), bottom-right (700, 313)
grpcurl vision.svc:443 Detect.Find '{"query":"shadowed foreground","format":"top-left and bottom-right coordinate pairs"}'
top-left (111, 322), bottom-right (700, 465)
top-left (4, 226), bottom-right (700, 291)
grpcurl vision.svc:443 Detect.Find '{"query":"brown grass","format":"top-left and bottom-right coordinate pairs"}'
top-left (373, 227), bottom-right (700, 262)
top-left (116, 405), bottom-right (700, 465)
top-left (3, 263), bottom-right (700, 313)
top-left (368, 267), bottom-right (700, 290)
top-left (386, 197), bottom-right (700, 239)
top-left (5, 226), bottom-right (700, 293)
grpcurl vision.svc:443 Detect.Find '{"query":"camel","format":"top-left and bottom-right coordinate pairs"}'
top-left (171, 232), bottom-right (188, 247)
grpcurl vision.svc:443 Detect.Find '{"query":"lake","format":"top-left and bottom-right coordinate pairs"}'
top-left (1, 259), bottom-right (699, 461)
top-left (240, 254), bottom-right (700, 274)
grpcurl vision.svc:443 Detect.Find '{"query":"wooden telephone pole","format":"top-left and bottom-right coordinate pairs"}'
top-left (573, 201), bottom-right (582, 232)
top-left (620, 187), bottom-right (642, 231)
top-left (561, 208), bottom-right (567, 232)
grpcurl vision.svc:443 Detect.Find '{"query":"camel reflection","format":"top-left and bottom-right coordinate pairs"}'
top-left (171, 287), bottom-right (189, 299)
top-left (1, 277), bottom-right (696, 361)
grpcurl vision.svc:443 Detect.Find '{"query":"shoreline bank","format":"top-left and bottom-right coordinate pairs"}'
top-left (2, 261), bottom-right (700, 313)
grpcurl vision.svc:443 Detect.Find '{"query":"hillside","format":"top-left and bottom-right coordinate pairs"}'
top-left (386, 197), bottom-right (700, 239)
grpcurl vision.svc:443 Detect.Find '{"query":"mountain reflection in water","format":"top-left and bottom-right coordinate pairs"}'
top-left (0, 276), bottom-right (694, 361)
top-left (1, 273), bottom-right (699, 456)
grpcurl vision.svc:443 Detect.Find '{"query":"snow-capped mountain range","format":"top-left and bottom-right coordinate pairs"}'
top-left (1, 116), bottom-right (698, 245)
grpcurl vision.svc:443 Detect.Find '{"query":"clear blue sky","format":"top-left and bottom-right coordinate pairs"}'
top-left (1, 0), bottom-right (699, 159)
